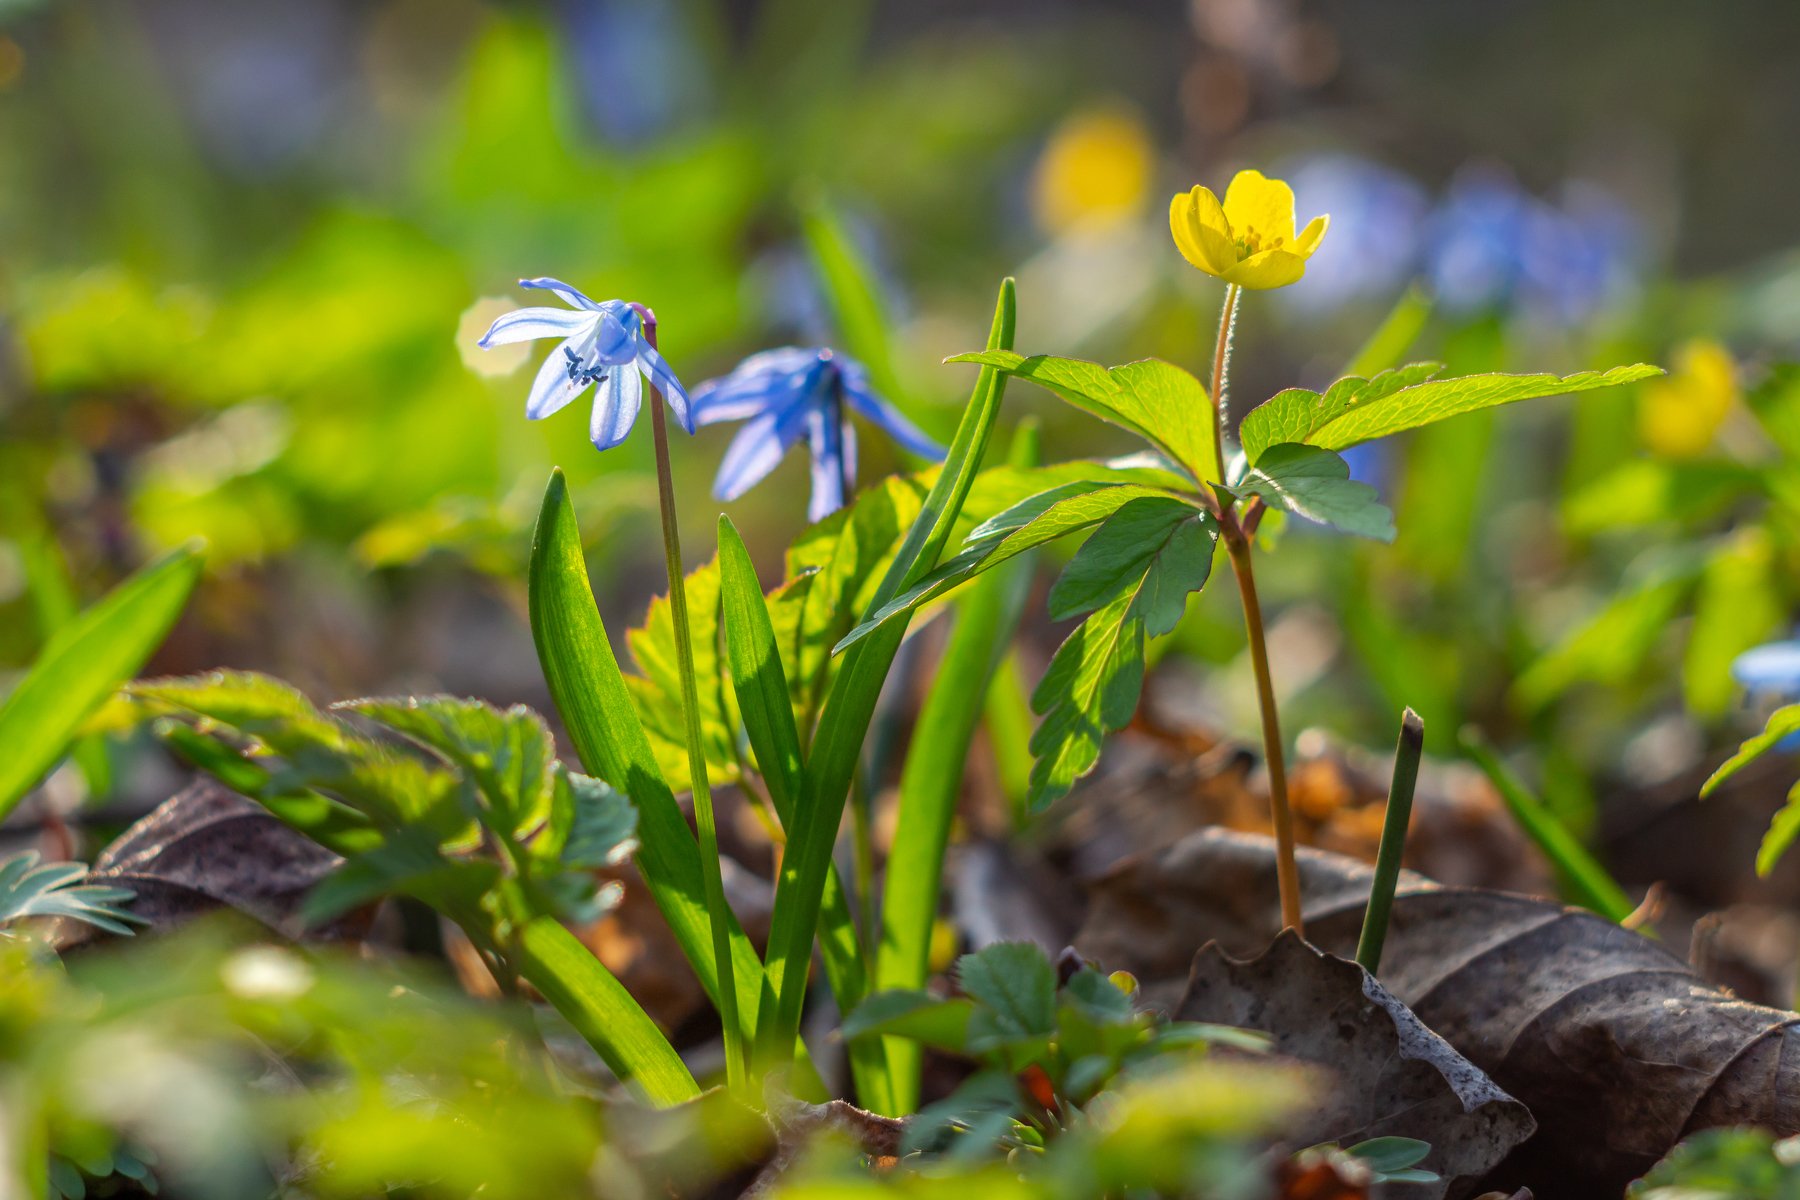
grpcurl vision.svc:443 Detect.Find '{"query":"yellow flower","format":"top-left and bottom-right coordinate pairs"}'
top-left (1638, 338), bottom-right (1736, 459)
top-left (1169, 169), bottom-right (1329, 290)
top-left (1032, 105), bottom-right (1154, 234)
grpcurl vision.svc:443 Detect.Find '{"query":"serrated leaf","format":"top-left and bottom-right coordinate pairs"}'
top-left (949, 350), bottom-right (1218, 485)
top-left (1061, 967), bottom-right (1137, 1025)
top-left (1240, 363), bottom-right (1443, 464)
top-left (1028, 592), bottom-right (1146, 809)
top-left (835, 482), bottom-right (1186, 654)
top-left (0, 850), bottom-right (145, 937)
top-left (302, 827), bottom-right (496, 925)
top-left (623, 555), bottom-right (738, 791)
top-left (340, 695), bottom-right (557, 840)
top-left (555, 770), bottom-right (638, 868)
top-left (1048, 496), bottom-right (1217, 635)
top-left (1232, 443), bottom-right (1395, 541)
top-left (1703, 705), bottom-right (1800, 800)
top-left (964, 942), bottom-right (1058, 1043)
top-left (1243, 363), bottom-right (1661, 463)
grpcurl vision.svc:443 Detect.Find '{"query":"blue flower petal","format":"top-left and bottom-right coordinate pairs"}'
top-left (805, 405), bottom-right (851, 522)
top-left (588, 307), bottom-right (641, 365)
top-left (1733, 641), bottom-right (1800, 693)
top-left (843, 380), bottom-right (944, 459)
top-left (635, 339), bottom-right (694, 433)
top-left (479, 306), bottom-right (596, 348)
top-left (713, 408), bottom-right (805, 501)
top-left (691, 375), bottom-right (805, 426)
top-left (519, 277), bottom-right (605, 311)
top-left (590, 361), bottom-right (643, 449)
top-left (524, 334), bottom-right (595, 420)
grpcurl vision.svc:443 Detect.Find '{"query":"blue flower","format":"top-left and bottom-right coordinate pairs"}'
top-left (1734, 637), bottom-right (1800, 749)
top-left (691, 348), bottom-right (942, 522)
top-left (477, 278), bottom-right (692, 449)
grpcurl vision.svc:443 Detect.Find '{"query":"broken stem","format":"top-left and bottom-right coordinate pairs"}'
top-left (1357, 707), bottom-right (1425, 975)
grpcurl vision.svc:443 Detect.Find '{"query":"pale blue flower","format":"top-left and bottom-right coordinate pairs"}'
top-left (692, 348), bottom-right (941, 522)
top-left (477, 278), bottom-right (692, 449)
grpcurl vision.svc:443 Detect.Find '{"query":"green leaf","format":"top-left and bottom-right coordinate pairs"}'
top-left (835, 481), bottom-right (1184, 653)
top-left (527, 470), bottom-right (770, 1051)
top-left (841, 990), bottom-right (976, 1053)
top-left (0, 850), bottom-right (145, 937)
top-left (1346, 1136), bottom-right (1432, 1174)
top-left (1513, 555), bottom-right (1703, 711)
top-left (1703, 705), bottom-right (1800, 799)
top-left (512, 915), bottom-right (699, 1106)
top-left (1232, 443), bottom-right (1395, 542)
top-left (340, 696), bottom-right (557, 840)
top-left (1757, 786), bottom-right (1800, 877)
top-left (1240, 364), bottom-right (1442, 464)
top-left (877, 419), bottom-right (1041, 1112)
top-left (1048, 496), bottom-right (1218, 634)
top-left (718, 517), bottom-right (807, 815)
top-left (1028, 592), bottom-right (1145, 809)
top-left (757, 279), bottom-right (1015, 1083)
top-left (1241, 363), bottom-right (1662, 462)
top-left (0, 542), bottom-right (203, 818)
top-left (624, 555), bottom-right (738, 791)
top-left (552, 770), bottom-right (638, 869)
top-left (1683, 532), bottom-right (1782, 719)
top-left (949, 350), bottom-right (1217, 485)
top-left (1061, 967), bottom-right (1136, 1025)
top-left (302, 827), bottom-right (496, 925)
top-left (958, 942), bottom-right (1058, 1043)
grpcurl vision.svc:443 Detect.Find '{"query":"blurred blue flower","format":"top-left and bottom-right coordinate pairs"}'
top-left (1734, 637), bottom-right (1800, 748)
top-left (1516, 186), bottom-right (1641, 324)
top-left (692, 348), bottom-right (941, 522)
top-left (560, 0), bottom-right (701, 146)
top-left (1276, 154), bottom-right (1430, 310)
top-left (1424, 168), bottom-right (1532, 313)
top-left (478, 278), bottom-right (691, 450)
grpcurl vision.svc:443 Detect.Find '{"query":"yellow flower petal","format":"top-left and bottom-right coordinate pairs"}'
top-left (1294, 213), bottom-right (1329, 258)
top-left (1222, 169), bottom-right (1297, 246)
top-left (1169, 186), bottom-right (1236, 276)
top-left (1222, 247), bottom-right (1307, 290)
top-left (1638, 338), bottom-right (1737, 459)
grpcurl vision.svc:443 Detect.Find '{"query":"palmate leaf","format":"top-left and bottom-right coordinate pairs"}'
top-left (1030, 591), bottom-right (1146, 809)
top-left (834, 481), bottom-right (1190, 654)
top-left (1047, 496), bottom-right (1218, 635)
top-left (1231, 443), bottom-right (1396, 542)
top-left (0, 850), bottom-right (144, 937)
top-left (948, 350), bottom-right (1218, 485)
top-left (623, 555), bottom-right (738, 791)
top-left (1239, 362), bottom-right (1663, 464)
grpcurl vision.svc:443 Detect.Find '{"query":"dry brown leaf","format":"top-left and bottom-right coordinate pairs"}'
top-left (62, 778), bottom-right (353, 945)
top-left (1178, 931), bottom-right (1534, 1200)
top-left (1078, 827), bottom-right (1800, 1198)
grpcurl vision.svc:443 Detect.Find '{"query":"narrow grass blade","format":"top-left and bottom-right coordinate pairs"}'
top-left (1356, 708), bottom-right (1424, 976)
top-left (876, 419), bottom-right (1039, 1113)
top-left (1458, 727), bottom-right (1635, 923)
top-left (0, 542), bottom-right (203, 818)
top-left (756, 278), bottom-right (1017, 1072)
top-left (514, 916), bottom-right (699, 1106)
top-left (528, 471), bottom-right (769, 1044)
top-left (801, 196), bottom-right (922, 435)
top-left (984, 652), bottom-right (1036, 830)
top-left (718, 516), bottom-right (884, 1103)
top-left (18, 529), bottom-right (113, 797)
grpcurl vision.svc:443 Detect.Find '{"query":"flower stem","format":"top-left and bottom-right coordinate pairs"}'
top-left (643, 316), bottom-right (746, 1090)
top-left (1221, 527), bottom-right (1303, 933)
top-left (1356, 707), bottom-right (1424, 974)
top-left (1206, 284), bottom-right (1302, 934)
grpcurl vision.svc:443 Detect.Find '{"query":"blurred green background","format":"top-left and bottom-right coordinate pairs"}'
top-left (7, 0), bottom-right (1800, 830)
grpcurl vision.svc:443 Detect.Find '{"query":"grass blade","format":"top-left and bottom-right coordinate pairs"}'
top-left (513, 916), bottom-right (699, 1106)
top-left (1458, 726), bottom-right (1635, 923)
top-left (717, 515), bottom-right (886, 1104)
top-left (876, 419), bottom-right (1039, 1112)
top-left (756, 277), bottom-right (1017, 1073)
top-left (0, 542), bottom-right (203, 818)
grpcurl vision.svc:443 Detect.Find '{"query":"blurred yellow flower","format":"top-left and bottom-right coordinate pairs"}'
top-left (1169, 169), bottom-right (1328, 290)
top-left (1032, 105), bottom-right (1154, 234)
top-left (1638, 338), bottom-right (1736, 459)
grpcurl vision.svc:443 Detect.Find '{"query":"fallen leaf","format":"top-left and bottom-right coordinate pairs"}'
top-left (1177, 931), bottom-right (1534, 1200)
top-left (1078, 827), bottom-right (1800, 1198)
top-left (62, 778), bottom-right (353, 944)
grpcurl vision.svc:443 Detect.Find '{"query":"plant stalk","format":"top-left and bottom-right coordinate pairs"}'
top-left (641, 311), bottom-right (746, 1090)
top-left (1356, 707), bottom-right (1424, 974)
top-left (1206, 283), bottom-right (1302, 934)
top-left (1222, 528), bottom-right (1303, 932)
